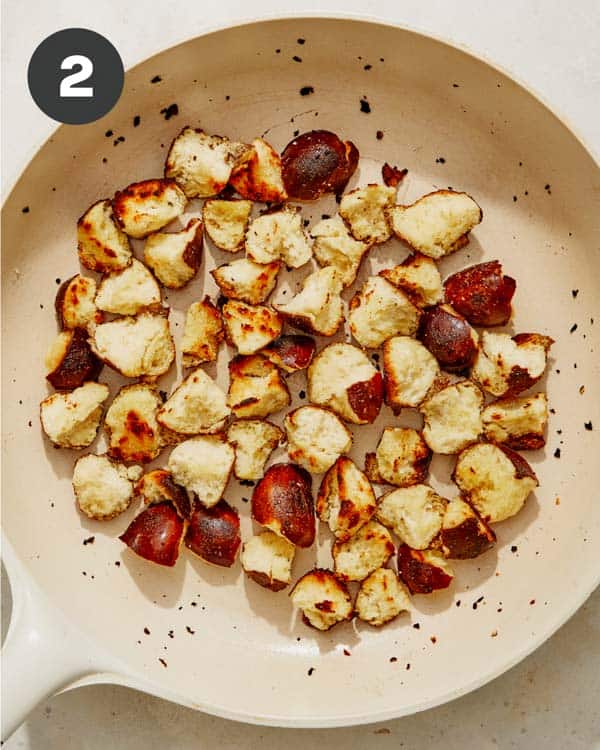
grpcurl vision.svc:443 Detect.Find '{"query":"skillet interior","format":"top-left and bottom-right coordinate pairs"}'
top-left (2, 17), bottom-right (599, 726)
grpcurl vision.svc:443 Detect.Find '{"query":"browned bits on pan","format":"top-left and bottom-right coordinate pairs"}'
top-left (281, 130), bottom-right (359, 200)
top-left (382, 163), bottom-right (408, 187)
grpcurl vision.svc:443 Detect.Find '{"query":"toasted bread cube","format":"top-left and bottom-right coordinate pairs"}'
top-left (45, 328), bottom-right (102, 390)
top-left (444, 260), bottom-right (516, 327)
top-left (227, 419), bottom-right (284, 480)
top-left (388, 190), bottom-right (482, 259)
top-left (355, 568), bottom-right (411, 626)
top-left (482, 392), bottom-right (548, 450)
top-left (252, 463), bottom-right (315, 547)
top-left (95, 259), bottom-right (162, 315)
top-left (471, 331), bottom-right (553, 397)
top-left (281, 130), bottom-right (359, 200)
top-left (418, 303), bottom-right (479, 371)
top-left (143, 218), bottom-right (203, 289)
top-left (120, 502), bottom-right (186, 567)
top-left (290, 569), bottom-right (353, 630)
top-left (228, 354), bottom-right (291, 418)
top-left (377, 485), bottom-right (446, 550)
top-left (339, 184), bottom-right (396, 243)
top-left (112, 179), bottom-right (187, 238)
top-left (157, 368), bottom-right (229, 436)
top-left (77, 199), bottom-right (132, 272)
top-left (274, 267), bottom-right (344, 336)
top-left (222, 300), bottom-right (282, 355)
top-left (284, 405), bottom-right (352, 474)
top-left (420, 380), bottom-right (483, 454)
top-left (229, 137), bottom-right (287, 203)
top-left (397, 545), bottom-right (454, 594)
top-left (40, 382), bottom-right (109, 449)
top-left (379, 253), bottom-right (443, 307)
top-left (134, 469), bottom-right (191, 519)
top-left (453, 442), bottom-right (538, 523)
top-left (73, 454), bottom-right (142, 520)
top-left (165, 127), bottom-right (248, 198)
top-left (383, 336), bottom-right (439, 410)
top-left (245, 208), bottom-right (312, 268)
top-left (365, 428), bottom-right (431, 487)
top-left (55, 275), bottom-right (103, 330)
top-left (104, 384), bottom-right (165, 463)
top-left (260, 335), bottom-right (316, 373)
top-left (311, 214), bottom-right (371, 287)
top-left (90, 311), bottom-right (174, 379)
top-left (211, 258), bottom-right (280, 305)
top-left (241, 530), bottom-right (295, 591)
top-left (349, 276), bottom-right (420, 349)
top-left (203, 199), bottom-right (253, 252)
top-left (181, 297), bottom-right (224, 367)
top-left (185, 500), bottom-right (241, 567)
top-left (333, 520), bottom-right (395, 581)
top-left (317, 456), bottom-right (377, 541)
top-left (440, 497), bottom-right (495, 559)
top-left (307, 342), bottom-right (383, 424)
top-left (168, 436), bottom-right (235, 508)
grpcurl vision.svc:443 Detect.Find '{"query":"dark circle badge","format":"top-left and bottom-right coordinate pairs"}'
top-left (28, 28), bottom-right (124, 125)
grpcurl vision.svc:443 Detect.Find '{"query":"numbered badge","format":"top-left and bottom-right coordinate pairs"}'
top-left (28, 28), bottom-right (124, 125)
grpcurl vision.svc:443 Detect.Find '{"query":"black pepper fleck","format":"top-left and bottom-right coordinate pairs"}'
top-left (412, 623), bottom-right (420, 629)
top-left (151, 75), bottom-right (162, 83)
top-left (308, 667), bottom-right (315, 676)
top-left (102, 157), bottom-right (108, 164)
top-left (299, 390), bottom-right (306, 399)
top-left (452, 83), bottom-right (460, 88)
top-left (371, 353), bottom-right (380, 362)
top-left (511, 545), bottom-right (518, 552)
top-left (456, 600), bottom-right (461, 607)
top-left (297, 38), bottom-right (305, 45)
top-left (241, 497), bottom-right (249, 503)
top-left (292, 55), bottom-right (302, 63)
top-left (143, 627), bottom-right (150, 635)
top-left (158, 658), bottom-right (167, 667)
top-left (321, 213), bottom-right (331, 220)
top-left (389, 657), bottom-right (397, 663)
top-left (186, 626), bottom-right (195, 634)
top-left (572, 289), bottom-right (579, 298)
top-left (83, 536), bottom-right (95, 546)
top-left (406, 663), bottom-right (411, 670)
top-left (570, 323), bottom-right (578, 333)
top-left (22, 206), bottom-right (30, 214)
top-left (293, 129), bottom-right (300, 137)
top-left (160, 104), bottom-right (179, 120)
top-left (360, 98), bottom-right (371, 113)
top-left (554, 448), bottom-right (561, 458)
top-left (275, 49), bottom-right (281, 54)
top-left (364, 64), bottom-right (372, 71)
top-left (114, 561), bottom-right (120, 566)
top-left (105, 130), bottom-right (113, 137)
top-left (376, 130), bottom-right (384, 140)
top-left (133, 115), bottom-right (141, 127)
top-left (299, 86), bottom-right (314, 96)
top-left (55, 278), bottom-right (61, 285)
top-left (239, 479), bottom-right (255, 487)
top-left (435, 157), bottom-right (446, 164)
top-left (584, 421), bottom-right (593, 431)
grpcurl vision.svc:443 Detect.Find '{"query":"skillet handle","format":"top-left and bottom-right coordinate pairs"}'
top-left (1, 540), bottom-right (117, 741)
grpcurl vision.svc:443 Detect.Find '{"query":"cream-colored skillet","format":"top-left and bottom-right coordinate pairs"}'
top-left (2, 15), bottom-right (599, 739)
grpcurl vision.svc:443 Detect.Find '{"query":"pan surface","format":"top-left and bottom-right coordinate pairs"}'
top-left (2, 17), bottom-right (599, 727)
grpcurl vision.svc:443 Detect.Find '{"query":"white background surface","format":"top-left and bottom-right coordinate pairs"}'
top-left (2, 0), bottom-right (599, 747)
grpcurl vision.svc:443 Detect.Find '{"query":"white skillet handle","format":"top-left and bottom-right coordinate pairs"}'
top-left (1, 538), bottom-right (119, 741)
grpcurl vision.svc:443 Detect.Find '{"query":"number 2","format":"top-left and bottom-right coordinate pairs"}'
top-left (59, 55), bottom-right (94, 98)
